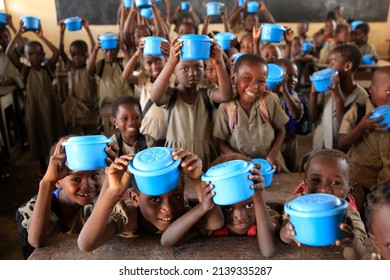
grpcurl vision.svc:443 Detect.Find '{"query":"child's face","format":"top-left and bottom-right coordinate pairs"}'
top-left (304, 156), bottom-right (351, 199)
top-left (292, 39), bottom-right (302, 56)
top-left (370, 203), bottom-right (390, 260)
top-left (102, 48), bottom-right (119, 63)
top-left (234, 61), bottom-right (268, 103)
top-left (134, 27), bottom-right (150, 47)
top-left (222, 197), bottom-right (256, 235)
top-left (262, 45), bottom-right (281, 63)
top-left (325, 19), bottom-right (336, 36)
top-left (112, 103), bottom-right (142, 143)
top-left (178, 24), bottom-right (195, 36)
top-left (0, 30), bottom-right (10, 50)
top-left (204, 60), bottom-right (218, 85)
top-left (239, 36), bottom-right (254, 54)
top-left (282, 63), bottom-right (298, 92)
top-left (336, 29), bottom-right (350, 44)
top-left (143, 55), bottom-right (165, 81)
top-left (369, 70), bottom-right (390, 107)
top-left (136, 187), bottom-right (185, 231)
top-left (175, 60), bottom-right (204, 89)
top-left (353, 29), bottom-right (367, 45)
top-left (244, 14), bottom-right (258, 31)
top-left (57, 170), bottom-right (101, 205)
top-left (313, 33), bottom-right (325, 48)
top-left (297, 22), bottom-right (308, 36)
top-left (25, 44), bottom-right (45, 67)
top-left (70, 45), bottom-right (87, 69)
top-left (328, 51), bottom-right (347, 73)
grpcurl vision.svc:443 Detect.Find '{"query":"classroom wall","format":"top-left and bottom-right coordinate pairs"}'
top-left (3, 0), bottom-right (390, 59)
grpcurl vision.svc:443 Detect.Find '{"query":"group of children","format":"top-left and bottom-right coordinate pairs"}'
top-left (0, 0), bottom-right (386, 260)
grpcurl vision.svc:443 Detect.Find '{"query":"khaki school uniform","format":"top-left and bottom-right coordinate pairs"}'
top-left (213, 91), bottom-right (290, 172)
top-left (352, 42), bottom-right (378, 57)
top-left (110, 133), bottom-right (156, 155)
top-left (0, 47), bottom-right (24, 88)
top-left (312, 85), bottom-right (368, 151)
top-left (319, 41), bottom-right (346, 64)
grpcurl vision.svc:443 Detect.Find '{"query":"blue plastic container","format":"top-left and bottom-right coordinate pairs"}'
top-left (362, 54), bottom-right (375, 65)
top-left (135, 0), bottom-right (152, 9)
top-left (62, 135), bottom-right (112, 171)
top-left (124, 0), bottom-right (132, 8)
top-left (247, 1), bottom-right (259, 13)
top-left (202, 160), bottom-right (255, 205)
top-left (181, 1), bottom-right (190, 10)
top-left (0, 13), bottom-right (7, 26)
top-left (251, 158), bottom-right (275, 188)
top-left (302, 42), bottom-right (313, 53)
top-left (261, 23), bottom-right (285, 43)
top-left (351, 20), bottom-right (363, 31)
top-left (140, 7), bottom-right (153, 19)
top-left (238, 0), bottom-right (245, 7)
top-left (99, 32), bottom-right (118, 50)
top-left (128, 147), bottom-right (181, 196)
top-left (310, 68), bottom-right (338, 92)
top-left (21, 16), bottom-right (40, 31)
top-left (266, 63), bottom-right (285, 90)
top-left (284, 193), bottom-right (348, 246)
top-left (232, 52), bottom-right (245, 63)
top-left (369, 104), bottom-right (390, 130)
top-left (178, 34), bottom-right (212, 60)
top-left (64, 17), bottom-right (82, 32)
top-left (143, 36), bottom-right (168, 56)
top-left (206, 2), bottom-right (223, 16)
top-left (215, 32), bottom-right (236, 50)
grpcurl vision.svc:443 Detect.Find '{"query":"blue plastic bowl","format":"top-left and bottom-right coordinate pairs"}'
top-left (99, 32), bottom-right (118, 50)
top-left (64, 17), bottom-right (82, 32)
top-left (232, 52), bottom-right (245, 63)
top-left (266, 63), bottom-right (285, 90)
top-left (238, 0), bottom-right (245, 7)
top-left (135, 0), bottom-right (152, 9)
top-left (181, 1), bottom-right (190, 10)
top-left (140, 7), bottom-right (153, 19)
top-left (261, 23), bottom-right (285, 43)
top-left (302, 42), bottom-right (313, 53)
top-left (0, 13), bottom-right (7, 26)
top-left (369, 104), bottom-right (390, 130)
top-left (362, 54), bottom-right (375, 65)
top-left (62, 135), bottom-right (112, 171)
top-left (124, 0), bottom-right (132, 8)
top-left (215, 32), bottom-right (236, 50)
top-left (178, 34), bottom-right (212, 60)
top-left (128, 147), bottom-right (181, 196)
top-left (284, 193), bottom-right (348, 246)
top-left (143, 36), bottom-right (168, 56)
top-left (206, 2), bottom-right (223, 16)
top-left (21, 16), bottom-right (40, 31)
top-left (310, 68), bottom-right (338, 93)
top-left (351, 20), bottom-right (363, 31)
top-left (251, 158), bottom-right (275, 188)
top-left (247, 1), bottom-right (259, 13)
top-left (202, 160), bottom-right (255, 205)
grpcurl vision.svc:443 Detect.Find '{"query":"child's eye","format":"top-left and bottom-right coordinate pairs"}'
top-left (310, 178), bottom-right (321, 184)
top-left (170, 194), bottom-right (181, 201)
top-left (183, 67), bottom-right (189, 71)
top-left (223, 206), bottom-right (233, 212)
top-left (196, 65), bottom-right (203, 70)
top-left (245, 202), bottom-right (254, 209)
top-left (330, 181), bottom-right (342, 186)
top-left (121, 117), bottom-right (128, 121)
top-left (385, 90), bottom-right (390, 95)
top-left (150, 197), bottom-right (161, 202)
top-left (243, 77), bottom-right (251, 81)
top-left (71, 177), bottom-right (81, 183)
top-left (91, 173), bottom-right (100, 180)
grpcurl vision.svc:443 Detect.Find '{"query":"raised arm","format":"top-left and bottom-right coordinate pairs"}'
top-left (259, 1), bottom-right (275, 23)
top-left (283, 27), bottom-right (294, 60)
top-left (164, 0), bottom-right (172, 24)
top-left (253, 23), bottom-right (261, 56)
top-left (189, 2), bottom-right (200, 29)
top-left (122, 0), bottom-right (139, 49)
top-left (122, 40), bottom-right (143, 84)
top-left (5, 20), bottom-right (24, 72)
top-left (229, 0), bottom-right (248, 29)
top-left (36, 25), bottom-right (60, 70)
top-left (201, 15), bottom-right (211, 35)
top-left (86, 40), bottom-right (100, 75)
top-left (58, 20), bottom-right (69, 65)
top-left (82, 18), bottom-right (96, 52)
top-left (309, 84), bottom-right (322, 124)
top-left (278, 75), bottom-right (303, 120)
top-left (221, 4), bottom-right (231, 33)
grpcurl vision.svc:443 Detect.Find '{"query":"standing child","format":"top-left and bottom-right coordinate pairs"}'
top-left (161, 153), bottom-right (279, 258)
top-left (280, 149), bottom-right (367, 260)
top-left (213, 54), bottom-right (289, 172)
top-left (59, 18), bottom-right (100, 135)
top-left (338, 66), bottom-right (390, 210)
top-left (319, 23), bottom-right (350, 64)
top-left (310, 44), bottom-right (368, 151)
top-left (352, 22), bottom-right (379, 62)
top-left (6, 21), bottom-right (65, 175)
top-left (364, 180), bottom-right (390, 260)
top-left (150, 37), bottom-right (233, 170)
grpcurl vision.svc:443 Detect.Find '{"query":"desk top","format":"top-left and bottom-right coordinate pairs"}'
top-left (315, 59), bottom-right (390, 70)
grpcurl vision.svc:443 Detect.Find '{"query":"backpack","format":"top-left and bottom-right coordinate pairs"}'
top-left (115, 132), bottom-right (147, 157)
top-left (294, 94), bottom-right (313, 136)
top-left (355, 102), bottom-right (366, 125)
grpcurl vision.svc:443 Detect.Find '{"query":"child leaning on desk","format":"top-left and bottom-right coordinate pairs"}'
top-left (161, 153), bottom-right (279, 258)
top-left (77, 148), bottom-right (223, 252)
top-left (279, 149), bottom-right (367, 260)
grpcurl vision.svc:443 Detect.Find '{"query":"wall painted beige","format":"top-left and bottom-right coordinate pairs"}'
top-left (3, 0), bottom-right (390, 58)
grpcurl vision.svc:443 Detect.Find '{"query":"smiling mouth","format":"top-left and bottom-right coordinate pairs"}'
top-left (244, 90), bottom-right (258, 98)
top-left (157, 217), bottom-right (173, 222)
top-left (76, 190), bottom-right (97, 198)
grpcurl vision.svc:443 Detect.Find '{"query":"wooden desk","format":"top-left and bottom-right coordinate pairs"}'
top-left (28, 233), bottom-right (375, 260)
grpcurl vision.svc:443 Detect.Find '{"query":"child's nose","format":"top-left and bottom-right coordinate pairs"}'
top-left (160, 200), bottom-right (173, 214)
top-left (233, 208), bottom-right (248, 221)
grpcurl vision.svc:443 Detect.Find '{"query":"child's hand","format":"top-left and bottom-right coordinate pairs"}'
top-left (36, 24), bottom-right (44, 39)
top-left (328, 73), bottom-right (342, 101)
top-left (107, 154), bottom-right (134, 195)
top-left (105, 141), bottom-right (119, 166)
top-left (358, 112), bottom-right (386, 132)
top-left (335, 215), bottom-right (358, 248)
top-left (278, 73), bottom-right (289, 95)
top-left (17, 19), bottom-right (25, 35)
top-left (249, 165), bottom-right (265, 192)
top-left (220, 3), bottom-right (226, 15)
top-left (6, 14), bottom-right (14, 28)
top-left (252, 23), bottom-right (261, 41)
top-left (82, 17), bottom-right (89, 29)
top-left (279, 218), bottom-right (302, 246)
top-left (59, 20), bottom-right (66, 33)
top-left (168, 37), bottom-right (182, 65)
top-left (43, 138), bottom-right (72, 183)
top-left (283, 26), bottom-right (294, 44)
top-left (210, 40), bottom-right (223, 65)
top-left (266, 153), bottom-right (280, 173)
top-left (199, 181), bottom-right (216, 211)
top-left (161, 40), bottom-right (170, 57)
top-left (136, 38), bottom-right (145, 55)
top-left (172, 148), bottom-right (202, 180)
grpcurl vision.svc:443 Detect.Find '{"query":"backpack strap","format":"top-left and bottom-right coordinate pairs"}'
top-left (200, 87), bottom-right (214, 116)
top-left (166, 89), bottom-right (179, 126)
top-left (142, 99), bottom-right (154, 117)
top-left (116, 132), bottom-right (124, 157)
top-left (224, 101), bottom-right (238, 135)
top-left (97, 59), bottom-right (105, 78)
top-left (355, 102), bottom-right (366, 125)
top-left (258, 94), bottom-right (270, 124)
top-left (137, 133), bottom-right (148, 151)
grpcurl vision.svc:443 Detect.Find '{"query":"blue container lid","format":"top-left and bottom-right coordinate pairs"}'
top-left (251, 158), bottom-right (274, 173)
top-left (215, 32), bottom-right (236, 41)
top-left (99, 32), bottom-right (117, 40)
top-left (144, 36), bottom-right (168, 43)
top-left (202, 160), bottom-right (254, 181)
top-left (310, 68), bottom-right (338, 81)
top-left (132, 147), bottom-right (176, 172)
top-left (178, 34), bottom-right (212, 42)
top-left (267, 63), bottom-right (284, 82)
top-left (140, 7), bottom-right (153, 19)
top-left (370, 104), bottom-right (390, 120)
top-left (362, 54), bottom-right (375, 65)
top-left (64, 16), bottom-right (81, 23)
top-left (261, 23), bottom-right (285, 32)
top-left (351, 20), bottom-right (363, 31)
top-left (232, 52), bottom-right (245, 63)
top-left (62, 135), bottom-right (111, 145)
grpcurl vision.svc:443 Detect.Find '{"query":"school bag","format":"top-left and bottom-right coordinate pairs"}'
top-left (355, 102), bottom-right (366, 125)
top-left (293, 93), bottom-right (313, 136)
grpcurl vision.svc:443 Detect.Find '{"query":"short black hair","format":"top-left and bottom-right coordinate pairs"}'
top-left (25, 40), bottom-right (44, 53)
top-left (233, 54), bottom-right (267, 73)
top-left (355, 22), bottom-right (370, 35)
top-left (330, 44), bottom-right (362, 72)
top-left (112, 96), bottom-right (142, 117)
top-left (70, 40), bottom-right (88, 56)
top-left (364, 180), bottom-right (390, 234)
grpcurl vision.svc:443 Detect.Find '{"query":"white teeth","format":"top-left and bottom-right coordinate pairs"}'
top-left (159, 217), bottom-right (172, 221)
top-left (77, 191), bottom-right (95, 197)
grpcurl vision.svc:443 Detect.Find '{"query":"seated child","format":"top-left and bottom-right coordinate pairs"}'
top-left (352, 22), bottom-right (379, 62)
top-left (310, 44), bottom-right (368, 151)
top-left (77, 148), bottom-right (223, 252)
top-left (261, 43), bottom-right (281, 63)
top-left (15, 137), bottom-right (117, 259)
top-left (364, 180), bottom-right (390, 260)
top-left (161, 153), bottom-right (279, 258)
top-left (338, 66), bottom-right (390, 210)
top-left (280, 149), bottom-right (367, 260)
top-left (319, 23), bottom-right (350, 64)
top-left (213, 54), bottom-right (289, 172)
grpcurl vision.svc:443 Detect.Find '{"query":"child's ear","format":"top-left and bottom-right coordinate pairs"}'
top-left (230, 72), bottom-right (236, 86)
top-left (369, 232), bottom-right (380, 253)
top-left (111, 117), bottom-right (118, 129)
top-left (344, 61), bottom-right (353, 72)
top-left (129, 190), bottom-right (140, 207)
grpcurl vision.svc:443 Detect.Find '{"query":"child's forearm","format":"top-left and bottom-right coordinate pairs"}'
top-left (338, 124), bottom-right (365, 151)
top-left (122, 51), bottom-right (141, 84)
top-left (260, 3), bottom-right (276, 23)
top-left (5, 33), bottom-right (22, 71)
top-left (87, 48), bottom-right (98, 75)
top-left (213, 60), bottom-right (233, 103)
top-left (282, 91), bottom-right (302, 121)
top-left (309, 91), bottom-right (320, 123)
top-left (254, 194), bottom-right (276, 257)
top-left (269, 127), bottom-right (285, 158)
top-left (217, 138), bottom-right (236, 155)
top-left (150, 59), bottom-right (176, 105)
top-left (201, 16), bottom-right (211, 35)
top-left (334, 95), bottom-right (345, 124)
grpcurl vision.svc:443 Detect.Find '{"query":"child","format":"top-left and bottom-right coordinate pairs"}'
top-left (150, 37), bottom-right (233, 170)
top-left (213, 54), bottom-right (289, 172)
top-left (319, 23), bottom-right (350, 64)
top-left (352, 22), bottom-right (379, 62)
top-left (364, 180), bottom-right (390, 260)
top-left (310, 44), bottom-right (368, 151)
top-left (15, 137), bottom-right (117, 259)
top-left (280, 149), bottom-right (367, 260)
top-left (338, 66), bottom-right (390, 210)
top-left (297, 21), bottom-right (310, 42)
top-left (59, 18), bottom-right (100, 135)
top-left (161, 153), bottom-right (279, 258)
top-left (171, 2), bottom-right (200, 36)
top-left (110, 95), bottom-right (156, 156)
top-left (77, 148), bottom-right (222, 252)
top-left (6, 21), bottom-right (65, 175)
top-left (122, 38), bottom-right (172, 143)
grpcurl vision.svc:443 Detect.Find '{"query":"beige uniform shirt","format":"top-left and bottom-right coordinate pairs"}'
top-left (110, 133), bottom-right (156, 155)
top-left (352, 42), bottom-right (378, 57)
top-left (319, 41), bottom-right (346, 64)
